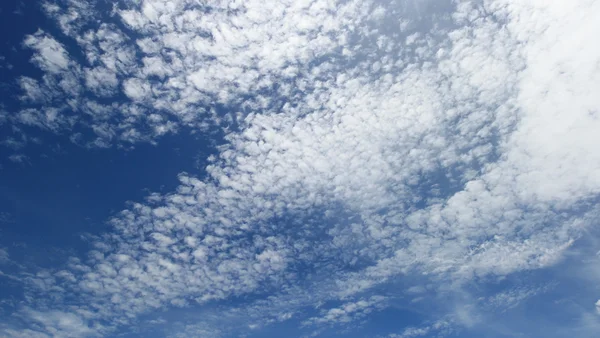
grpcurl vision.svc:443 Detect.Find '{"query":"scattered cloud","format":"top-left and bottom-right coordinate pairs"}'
top-left (390, 319), bottom-right (454, 338)
top-left (303, 296), bottom-right (387, 327)
top-left (1, 0), bottom-right (600, 337)
top-left (8, 154), bottom-right (28, 163)
top-left (485, 284), bottom-right (553, 312)
top-left (0, 248), bottom-right (8, 264)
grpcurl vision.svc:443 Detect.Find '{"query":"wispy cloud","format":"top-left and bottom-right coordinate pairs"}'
top-left (390, 319), bottom-right (454, 338)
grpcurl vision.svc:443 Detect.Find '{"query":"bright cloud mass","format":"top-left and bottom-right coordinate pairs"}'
top-left (0, 0), bottom-right (599, 337)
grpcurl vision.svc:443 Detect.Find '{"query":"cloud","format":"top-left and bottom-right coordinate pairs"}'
top-left (390, 319), bottom-right (453, 338)
top-left (303, 296), bottom-right (387, 327)
top-left (2, 0), bottom-right (600, 337)
top-left (485, 284), bottom-right (553, 312)
top-left (8, 154), bottom-right (28, 164)
top-left (22, 31), bottom-right (71, 74)
top-left (8, 0), bottom-right (381, 147)
top-left (0, 248), bottom-right (9, 264)
top-left (17, 309), bottom-right (103, 338)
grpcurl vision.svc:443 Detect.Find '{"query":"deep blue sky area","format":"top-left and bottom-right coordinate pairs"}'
top-left (0, 131), bottom-right (216, 260)
top-left (1, 0), bottom-right (600, 337)
top-left (0, 0), bottom-right (220, 261)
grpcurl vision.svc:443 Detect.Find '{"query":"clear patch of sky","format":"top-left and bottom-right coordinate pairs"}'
top-left (0, 0), bottom-right (226, 264)
top-left (0, 128), bottom-right (221, 261)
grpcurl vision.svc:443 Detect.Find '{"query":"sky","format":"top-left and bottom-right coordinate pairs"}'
top-left (0, 0), bottom-right (600, 337)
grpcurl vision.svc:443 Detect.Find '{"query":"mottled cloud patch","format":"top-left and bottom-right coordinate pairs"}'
top-left (1, 0), bottom-right (600, 337)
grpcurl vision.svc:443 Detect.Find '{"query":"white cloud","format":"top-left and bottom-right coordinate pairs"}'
top-left (21, 309), bottom-right (101, 337)
top-left (303, 296), bottom-right (387, 326)
top-left (23, 31), bottom-right (70, 74)
top-left (390, 319), bottom-right (453, 338)
top-left (485, 284), bottom-right (552, 312)
top-left (8, 154), bottom-right (28, 164)
top-left (0, 248), bottom-right (9, 263)
top-left (495, 0), bottom-right (600, 206)
top-left (11, 0), bottom-right (381, 146)
top-left (83, 67), bottom-right (119, 97)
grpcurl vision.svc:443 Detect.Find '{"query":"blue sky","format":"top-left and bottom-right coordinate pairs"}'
top-left (1, 0), bottom-right (600, 337)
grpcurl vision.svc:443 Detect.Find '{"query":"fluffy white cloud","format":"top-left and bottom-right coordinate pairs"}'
top-left (8, 0), bottom-right (380, 147)
top-left (23, 31), bottom-right (70, 74)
